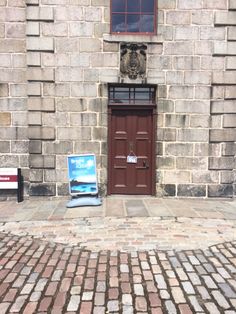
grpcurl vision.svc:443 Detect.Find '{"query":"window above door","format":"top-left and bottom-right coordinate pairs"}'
top-left (111, 0), bottom-right (156, 35)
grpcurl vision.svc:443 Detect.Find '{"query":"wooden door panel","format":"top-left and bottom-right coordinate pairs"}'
top-left (109, 109), bottom-right (154, 195)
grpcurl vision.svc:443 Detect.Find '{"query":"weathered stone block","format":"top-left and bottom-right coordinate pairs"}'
top-left (175, 26), bottom-right (199, 40)
top-left (29, 140), bottom-right (42, 154)
top-left (70, 113), bottom-right (97, 126)
top-left (208, 184), bottom-right (233, 198)
top-left (0, 84), bottom-right (9, 96)
top-left (221, 171), bottom-right (234, 184)
top-left (55, 68), bottom-right (83, 82)
top-left (213, 71), bottom-right (236, 85)
top-left (44, 141), bottom-right (73, 154)
top-left (56, 98), bottom-right (87, 112)
top-left (166, 71), bottom-right (183, 84)
top-left (222, 143), bottom-right (236, 156)
top-left (200, 27), bottom-right (225, 40)
top-left (215, 12), bottom-right (236, 26)
top-left (175, 100), bottom-right (210, 113)
top-left (55, 38), bottom-right (80, 53)
top-left (0, 112), bottom-right (11, 125)
top-left (57, 127), bottom-right (91, 140)
top-left (164, 171), bottom-right (190, 184)
top-left (209, 157), bottom-right (235, 170)
top-left (195, 86), bottom-right (211, 99)
top-left (42, 22), bottom-right (68, 37)
top-left (27, 7), bottom-right (54, 21)
top-left (225, 86), bottom-right (236, 99)
top-left (201, 56), bottom-right (225, 70)
top-left (74, 141), bottom-right (100, 155)
top-left (192, 171), bottom-right (219, 183)
top-left (29, 183), bottom-right (56, 196)
top-left (211, 100), bottom-right (236, 114)
top-left (28, 112), bottom-right (42, 125)
top-left (176, 157), bottom-right (208, 170)
top-left (177, 129), bottom-right (209, 142)
top-left (27, 37), bottom-right (54, 52)
top-left (173, 56), bottom-right (200, 70)
top-left (194, 41), bottom-right (213, 55)
top-left (27, 52), bottom-right (41, 67)
top-left (178, 0), bottom-right (202, 9)
top-left (55, 7), bottom-right (83, 21)
top-left (69, 22), bottom-right (92, 37)
top-left (29, 155), bottom-right (55, 169)
top-left (28, 98), bottom-right (55, 112)
top-left (210, 129), bottom-right (236, 142)
top-left (159, 184), bottom-right (176, 197)
top-left (228, 27), bottom-right (236, 41)
top-left (192, 11), bottom-right (213, 25)
top-left (223, 114), bottom-right (236, 128)
top-left (92, 127), bottom-right (107, 141)
top-left (148, 56), bottom-right (172, 70)
top-left (28, 82), bottom-right (41, 96)
top-left (226, 57), bottom-right (236, 70)
top-left (158, 0), bottom-right (176, 9)
top-left (177, 185), bottom-right (206, 197)
top-left (57, 183), bottom-right (69, 196)
top-left (26, 22), bottom-right (40, 36)
top-left (165, 143), bottom-right (193, 156)
top-left (190, 115), bottom-right (210, 128)
top-left (71, 83), bottom-right (97, 97)
top-left (157, 157), bottom-right (175, 169)
top-left (0, 141), bottom-right (10, 153)
top-left (169, 86), bottom-right (194, 99)
top-left (166, 11), bottom-right (190, 25)
top-left (164, 42), bottom-right (194, 55)
top-left (229, 0), bottom-right (236, 9)
top-left (5, 8), bottom-right (25, 22)
top-left (203, 0), bottom-right (227, 9)
top-left (12, 112), bottom-right (27, 126)
top-left (214, 42), bottom-right (236, 56)
top-left (28, 126), bottom-right (55, 140)
top-left (165, 114), bottom-right (189, 127)
top-left (157, 128), bottom-right (176, 141)
top-left (6, 24), bottom-right (25, 38)
top-left (29, 169), bottom-right (43, 183)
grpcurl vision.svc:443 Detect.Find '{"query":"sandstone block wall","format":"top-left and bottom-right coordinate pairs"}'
top-left (0, 0), bottom-right (235, 198)
top-left (0, 0), bottom-right (28, 198)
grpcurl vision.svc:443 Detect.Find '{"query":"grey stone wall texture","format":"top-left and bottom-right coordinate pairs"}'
top-left (0, 0), bottom-right (235, 198)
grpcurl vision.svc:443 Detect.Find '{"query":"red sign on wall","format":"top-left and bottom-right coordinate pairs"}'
top-left (0, 168), bottom-right (18, 189)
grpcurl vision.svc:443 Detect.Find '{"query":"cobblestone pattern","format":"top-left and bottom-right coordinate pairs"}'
top-left (0, 232), bottom-right (236, 313)
top-left (0, 216), bottom-right (236, 252)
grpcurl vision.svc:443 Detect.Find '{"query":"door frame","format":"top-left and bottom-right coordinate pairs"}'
top-left (107, 103), bottom-right (156, 196)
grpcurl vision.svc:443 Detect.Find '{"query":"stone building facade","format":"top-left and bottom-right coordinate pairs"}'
top-left (0, 0), bottom-right (235, 198)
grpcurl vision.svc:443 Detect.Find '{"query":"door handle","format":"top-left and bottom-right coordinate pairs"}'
top-left (143, 160), bottom-right (149, 168)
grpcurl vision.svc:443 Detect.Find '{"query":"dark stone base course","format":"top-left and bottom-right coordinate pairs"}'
top-left (57, 183), bottom-right (69, 196)
top-left (161, 184), bottom-right (176, 197)
top-left (29, 183), bottom-right (56, 196)
top-left (208, 184), bottom-right (233, 198)
top-left (177, 184), bottom-right (206, 197)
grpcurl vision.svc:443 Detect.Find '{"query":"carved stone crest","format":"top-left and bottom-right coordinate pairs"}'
top-left (120, 43), bottom-right (147, 80)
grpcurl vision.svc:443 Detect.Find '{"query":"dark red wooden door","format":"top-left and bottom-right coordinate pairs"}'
top-left (108, 109), bottom-right (154, 195)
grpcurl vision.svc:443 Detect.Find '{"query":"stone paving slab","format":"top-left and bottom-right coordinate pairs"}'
top-left (0, 197), bottom-right (236, 221)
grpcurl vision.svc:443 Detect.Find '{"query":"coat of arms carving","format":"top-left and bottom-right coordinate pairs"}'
top-left (120, 43), bottom-right (147, 80)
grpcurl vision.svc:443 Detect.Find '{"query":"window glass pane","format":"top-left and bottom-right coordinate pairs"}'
top-left (112, 14), bottom-right (126, 32)
top-left (140, 15), bottom-right (154, 32)
top-left (127, 0), bottom-right (140, 12)
top-left (127, 14), bottom-right (140, 32)
top-left (141, 0), bottom-right (154, 12)
top-left (112, 0), bottom-right (125, 12)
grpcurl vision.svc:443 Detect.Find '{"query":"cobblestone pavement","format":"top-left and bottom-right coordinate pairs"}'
top-left (0, 198), bottom-right (236, 313)
top-left (0, 232), bottom-right (236, 314)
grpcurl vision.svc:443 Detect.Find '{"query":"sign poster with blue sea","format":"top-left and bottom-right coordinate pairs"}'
top-left (68, 154), bottom-right (98, 195)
